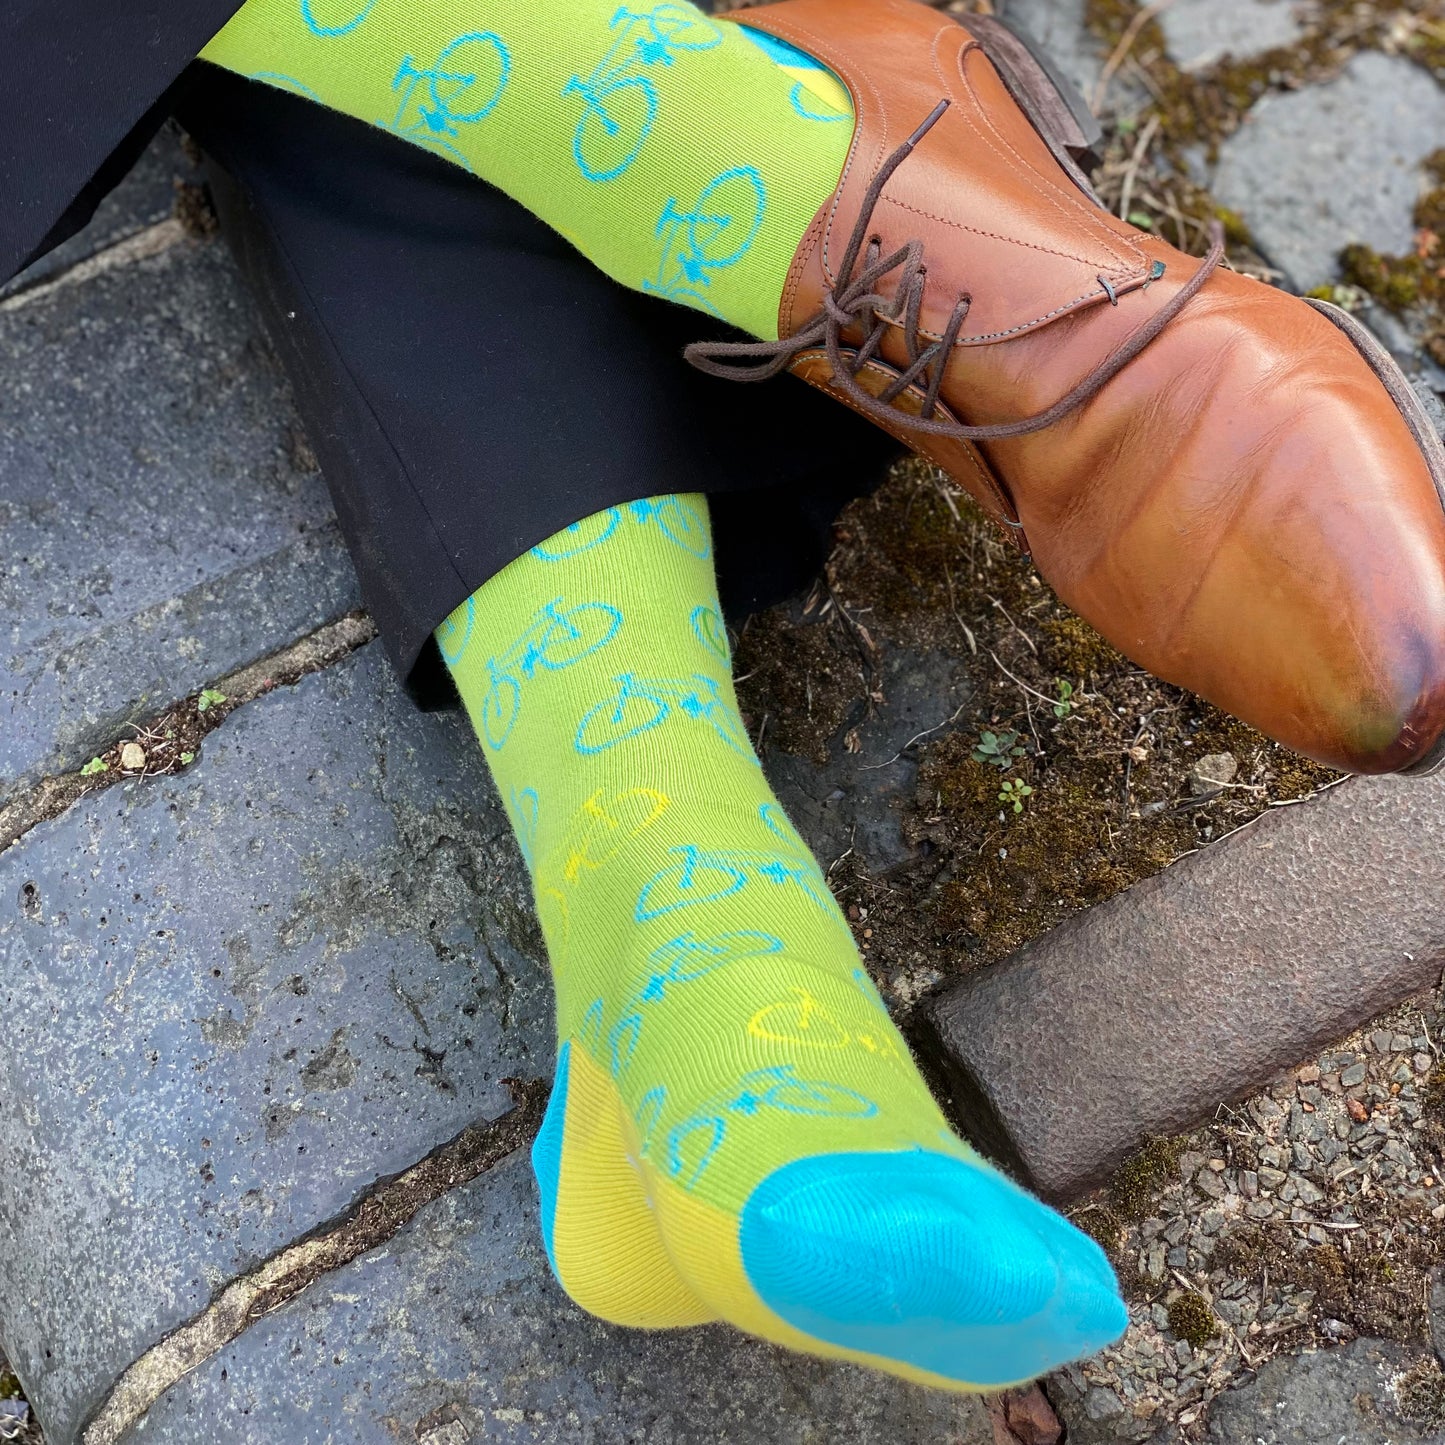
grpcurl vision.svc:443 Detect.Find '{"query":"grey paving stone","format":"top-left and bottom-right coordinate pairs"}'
top-left (121, 1149), bottom-right (994, 1445)
top-left (1002, 0), bottom-right (1105, 100)
top-left (0, 644), bottom-right (552, 1445)
top-left (1158, 0), bottom-right (1303, 73)
top-left (0, 232), bottom-right (359, 795)
top-left (922, 771), bottom-right (1445, 1202)
top-left (0, 129), bottom-right (201, 301)
top-left (1203, 1338), bottom-right (1445, 1444)
top-left (1214, 51), bottom-right (1445, 291)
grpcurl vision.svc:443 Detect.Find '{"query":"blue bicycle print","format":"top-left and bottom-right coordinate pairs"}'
top-left (250, 72), bottom-right (324, 104)
top-left (634, 843), bottom-right (831, 921)
top-left (480, 598), bottom-right (621, 749)
top-left (530, 496), bottom-right (708, 562)
top-left (437, 594), bottom-right (476, 666)
top-left (575, 673), bottom-right (754, 760)
top-left (667, 1064), bottom-right (877, 1187)
top-left (608, 930), bottom-right (783, 1076)
top-left (301, 0), bottom-right (375, 36)
top-left (386, 32), bottom-right (511, 170)
top-left (643, 167), bottom-right (765, 315)
top-left (564, 5), bottom-right (722, 182)
top-left (690, 606), bottom-right (729, 664)
top-left (788, 80), bottom-right (851, 123)
top-left (510, 786), bottom-right (540, 866)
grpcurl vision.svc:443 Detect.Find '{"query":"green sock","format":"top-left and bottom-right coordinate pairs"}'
top-left (437, 497), bottom-right (1126, 1389)
top-left (201, 0), bottom-right (852, 340)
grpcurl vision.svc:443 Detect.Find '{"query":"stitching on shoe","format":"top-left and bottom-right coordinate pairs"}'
top-left (878, 192), bottom-right (1137, 274)
top-left (951, 40), bottom-right (1142, 274)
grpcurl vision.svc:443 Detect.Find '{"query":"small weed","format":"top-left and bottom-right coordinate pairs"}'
top-left (999, 778), bottom-right (1033, 814)
top-left (972, 728), bottom-right (1027, 769)
top-left (179, 751), bottom-right (195, 766)
top-left (79, 757), bottom-right (108, 777)
top-left (1053, 680), bottom-right (1075, 719)
top-left (197, 688), bottom-right (227, 714)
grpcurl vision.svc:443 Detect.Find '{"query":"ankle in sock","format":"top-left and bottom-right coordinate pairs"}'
top-left (202, 0), bottom-right (854, 339)
top-left (438, 496), bottom-right (1127, 1389)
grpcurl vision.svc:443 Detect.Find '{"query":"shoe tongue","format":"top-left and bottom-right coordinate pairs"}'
top-left (826, 41), bottom-right (1156, 345)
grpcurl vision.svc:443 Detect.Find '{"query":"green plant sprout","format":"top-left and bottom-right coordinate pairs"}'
top-left (998, 778), bottom-right (1033, 814)
top-left (1053, 679), bottom-right (1075, 719)
top-left (973, 728), bottom-right (1027, 769)
top-left (79, 757), bottom-right (108, 777)
top-left (197, 688), bottom-right (227, 713)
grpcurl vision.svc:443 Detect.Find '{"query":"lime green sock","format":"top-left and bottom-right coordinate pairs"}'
top-left (200, 0), bottom-right (852, 340)
top-left (437, 497), bottom-right (1126, 1389)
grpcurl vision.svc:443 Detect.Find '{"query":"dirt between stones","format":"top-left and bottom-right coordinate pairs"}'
top-left (1054, 987), bottom-right (1445, 1439)
top-left (734, 458), bottom-right (1338, 1003)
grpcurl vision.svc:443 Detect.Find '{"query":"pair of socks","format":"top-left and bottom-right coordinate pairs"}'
top-left (203, 0), bottom-right (1128, 1386)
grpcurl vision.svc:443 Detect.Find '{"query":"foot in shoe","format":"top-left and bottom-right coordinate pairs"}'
top-left (694, 0), bottom-right (1445, 778)
top-left (440, 495), bottom-right (1126, 1388)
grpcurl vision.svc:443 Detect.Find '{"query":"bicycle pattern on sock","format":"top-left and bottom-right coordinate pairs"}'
top-left (643, 167), bottom-right (766, 316)
top-left (575, 672), bottom-right (754, 760)
top-left (690, 605), bottom-right (729, 664)
top-left (602, 929), bottom-right (785, 1076)
top-left (529, 496), bottom-right (710, 562)
top-left (535, 785), bottom-right (672, 941)
top-left (564, 4), bottom-right (722, 182)
top-left (300, 0), bottom-right (375, 37)
top-left (384, 32), bottom-right (512, 170)
top-left (477, 597), bottom-right (621, 749)
top-left (664, 1064), bottom-right (878, 1188)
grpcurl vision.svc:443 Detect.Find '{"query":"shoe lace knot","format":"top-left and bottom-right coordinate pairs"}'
top-left (685, 98), bottom-right (1224, 444)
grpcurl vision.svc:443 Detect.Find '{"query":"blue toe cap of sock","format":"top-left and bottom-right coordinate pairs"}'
top-left (739, 1150), bottom-right (1127, 1386)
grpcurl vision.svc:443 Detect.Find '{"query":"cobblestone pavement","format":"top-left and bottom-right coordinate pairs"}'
top-left (2, 1), bottom-right (1444, 1440)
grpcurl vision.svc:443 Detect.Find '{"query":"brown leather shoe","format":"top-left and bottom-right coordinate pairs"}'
top-left (691, 0), bottom-right (1445, 777)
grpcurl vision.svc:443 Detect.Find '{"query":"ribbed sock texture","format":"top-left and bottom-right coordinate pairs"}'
top-left (201, 0), bottom-right (852, 339)
top-left (437, 497), bottom-right (1128, 1388)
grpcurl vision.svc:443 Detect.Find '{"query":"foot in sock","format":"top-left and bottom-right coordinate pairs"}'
top-left (439, 495), bottom-right (1127, 1389)
top-left (201, 0), bottom-right (852, 341)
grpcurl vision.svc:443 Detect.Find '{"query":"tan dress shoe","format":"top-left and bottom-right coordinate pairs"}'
top-left (691, 0), bottom-right (1445, 777)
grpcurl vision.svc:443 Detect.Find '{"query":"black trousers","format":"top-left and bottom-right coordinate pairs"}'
top-left (171, 69), bottom-right (902, 700)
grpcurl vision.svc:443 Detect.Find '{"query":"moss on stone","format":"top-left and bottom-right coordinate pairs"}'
top-left (1166, 1290), bottom-right (1219, 1348)
top-left (1111, 1135), bottom-right (1186, 1218)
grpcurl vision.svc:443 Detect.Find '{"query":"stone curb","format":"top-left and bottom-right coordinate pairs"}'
top-left (921, 774), bottom-right (1445, 1202)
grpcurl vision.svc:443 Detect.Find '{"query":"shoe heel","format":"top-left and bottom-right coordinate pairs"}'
top-left (965, 12), bottom-right (1104, 201)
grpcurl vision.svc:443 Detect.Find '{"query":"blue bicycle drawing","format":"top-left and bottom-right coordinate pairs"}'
top-left (530, 496), bottom-right (708, 561)
top-left (301, 0), bottom-right (375, 37)
top-left (564, 5), bottom-right (722, 181)
top-left (250, 72), bottom-right (324, 104)
top-left (644, 167), bottom-right (765, 315)
top-left (608, 930), bottom-right (783, 1076)
top-left (386, 32), bottom-right (511, 170)
top-left (480, 598), bottom-right (621, 748)
top-left (666, 1064), bottom-right (877, 1186)
top-left (436, 594), bottom-right (476, 666)
top-left (576, 673), bottom-right (754, 760)
top-left (510, 786), bottom-right (540, 866)
top-left (788, 80), bottom-right (851, 122)
top-left (690, 605), bottom-right (729, 664)
top-left (634, 843), bottom-right (831, 921)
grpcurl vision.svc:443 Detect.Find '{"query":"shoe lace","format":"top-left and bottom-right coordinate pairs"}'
top-left (684, 99), bottom-right (1225, 442)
